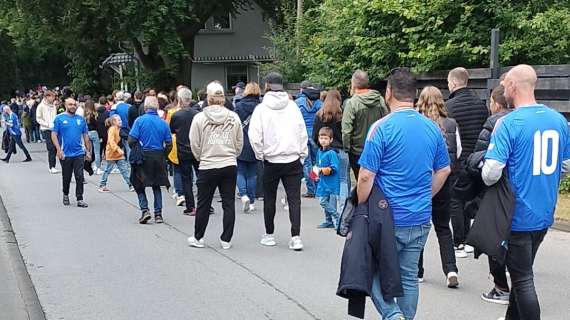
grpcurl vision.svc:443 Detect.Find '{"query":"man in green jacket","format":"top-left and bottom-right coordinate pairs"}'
top-left (342, 70), bottom-right (388, 178)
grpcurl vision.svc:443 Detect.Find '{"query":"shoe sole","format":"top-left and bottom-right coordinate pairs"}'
top-left (447, 276), bottom-right (459, 288)
top-left (290, 246), bottom-right (303, 251)
top-left (481, 294), bottom-right (510, 305)
top-left (188, 239), bottom-right (205, 248)
top-left (242, 199), bottom-right (250, 213)
top-left (139, 215), bottom-right (151, 224)
top-left (260, 241), bottom-right (276, 247)
top-left (455, 252), bottom-right (468, 258)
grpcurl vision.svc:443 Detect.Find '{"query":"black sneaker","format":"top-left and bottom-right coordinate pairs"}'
top-left (481, 287), bottom-right (510, 305)
top-left (23, 158), bottom-right (32, 162)
top-left (77, 200), bottom-right (88, 208)
top-left (139, 210), bottom-right (151, 224)
top-left (155, 214), bottom-right (164, 224)
top-left (63, 195), bottom-right (70, 206)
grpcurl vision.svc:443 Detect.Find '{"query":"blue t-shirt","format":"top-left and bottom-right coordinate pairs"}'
top-left (110, 102), bottom-right (131, 129)
top-left (316, 148), bottom-right (340, 197)
top-left (485, 104), bottom-right (570, 231)
top-left (53, 113), bottom-right (88, 158)
top-left (129, 110), bottom-right (172, 151)
top-left (359, 108), bottom-right (450, 227)
top-left (7, 113), bottom-right (22, 136)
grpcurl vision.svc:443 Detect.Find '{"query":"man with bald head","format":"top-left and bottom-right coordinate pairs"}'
top-left (445, 67), bottom-right (489, 257)
top-left (51, 98), bottom-right (92, 208)
top-left (482, 64), bottom-right (570, 320)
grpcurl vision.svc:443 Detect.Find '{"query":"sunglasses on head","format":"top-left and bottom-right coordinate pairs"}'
top-left (386, 67), bottom-right (411, 78)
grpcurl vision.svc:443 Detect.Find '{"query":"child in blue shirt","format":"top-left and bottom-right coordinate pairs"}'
top-left (314, 127), bottom-right (340, 228)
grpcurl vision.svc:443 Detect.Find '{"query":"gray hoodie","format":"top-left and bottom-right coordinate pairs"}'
top-left (189, 105), bottom-right (243, 170)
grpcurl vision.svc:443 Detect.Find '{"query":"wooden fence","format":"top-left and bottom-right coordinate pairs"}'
top-left (287, 64), bottom-right (570, 116)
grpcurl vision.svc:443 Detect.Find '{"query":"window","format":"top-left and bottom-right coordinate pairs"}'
top-left (226, 65), bottom-right (248, 91)
top-left (201, 13), bottom-right (232, 32)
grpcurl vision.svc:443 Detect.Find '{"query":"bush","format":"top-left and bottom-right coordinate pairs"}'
top-left (560, 176), bottom-right (570, 194)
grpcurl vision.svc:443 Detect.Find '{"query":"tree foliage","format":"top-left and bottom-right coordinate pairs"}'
top-left (269, 0), bottom-right (570, 88)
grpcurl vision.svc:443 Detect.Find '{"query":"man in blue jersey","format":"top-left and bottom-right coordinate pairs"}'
top-left (357, 68), bottom-right (451, 320)
top-left (51, 98), bottom-right (92, 208)
top-left (482, 65), bottom-right (570, 320)
top-left (1, 105), bottom-right (32, 163)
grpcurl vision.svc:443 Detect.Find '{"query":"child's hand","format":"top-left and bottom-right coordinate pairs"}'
top-left (321, 167), bottom-right (332, 176)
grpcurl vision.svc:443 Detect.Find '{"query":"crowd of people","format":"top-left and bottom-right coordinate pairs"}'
top-left (1, 64), bottom-right (567, 320)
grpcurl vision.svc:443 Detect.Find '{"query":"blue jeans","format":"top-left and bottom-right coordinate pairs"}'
top-left (99, 159), bottom-right (131, 187)
top-left (137, 186), bottom-right (162, 214)
top-left (173, 164), bottom-right (183, 196)
top-left (237, 160), bottom-right (257, 203)
top-left (88, 130), bottom-right (101, 169)
top-left (319, 195), bottom-right (338, 224)
top-left (336, 149), bottom-right (350, 214)
top-left (371, 223), bottom-right (431, 320)
top-left (303, 140), bottom-right (318, 195)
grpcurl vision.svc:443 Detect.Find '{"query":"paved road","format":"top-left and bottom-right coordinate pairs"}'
top-left (1, 143), bottom-right (569, 320)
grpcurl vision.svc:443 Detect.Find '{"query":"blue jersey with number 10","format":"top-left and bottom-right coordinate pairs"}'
top-left (486, 104), bottom-right (570, 231)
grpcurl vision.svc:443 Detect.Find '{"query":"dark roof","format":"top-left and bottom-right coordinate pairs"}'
top-left (101, 53), bottom-right (138, 67)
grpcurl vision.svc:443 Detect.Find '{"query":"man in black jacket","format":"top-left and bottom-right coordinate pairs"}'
top-left (445, 67), bottom-right (489, 257)
top-left (170, 87), bottom-right (199, 215)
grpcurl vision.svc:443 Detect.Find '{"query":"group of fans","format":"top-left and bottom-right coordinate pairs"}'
top-left (1, 64), bottom-right (566, 320)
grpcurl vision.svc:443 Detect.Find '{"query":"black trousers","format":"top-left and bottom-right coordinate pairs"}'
top-left (418, 182), bottom-right (458, 277)
top-left (60, 156), bottom-right (85, 200)
top-left (42, 130), bottom-right (57, 169)
top-left (194, 166), bottom-right (237, 242)
top-left (348, 153), bottom-right (360, 179)
top-left (3, 135), bottom-right (31, 161)
top-left (489, 256), bottom-right (509, 291)
top-left (449, 172), bottom-right (471, 246)
top-left (505, 229), bottom-right (547, 320)
top-left (263, 159), bottom-right (302, 237)
top-left (179, 157), bottom-right (196, 211)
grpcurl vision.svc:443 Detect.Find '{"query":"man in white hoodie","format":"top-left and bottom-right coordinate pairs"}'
top-left (36, 90), bottom-right (59, 173)
top-left (249, 72), bottom-right (308, 251)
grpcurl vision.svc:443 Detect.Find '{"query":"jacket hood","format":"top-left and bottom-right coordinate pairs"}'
top-left (262, 91), bottom-right (291, 110)
top-left (353, 90), bottom-right (384, 108)
top-left (203, 105), bottom-right (231, 125)
top-left (303, 88), bottom-right (321, 101)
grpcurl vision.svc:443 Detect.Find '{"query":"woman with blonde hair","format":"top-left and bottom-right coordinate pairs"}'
top-left (415, 85), bottom-right (461, 288)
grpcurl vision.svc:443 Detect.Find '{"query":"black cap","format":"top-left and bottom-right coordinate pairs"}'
top-left (264, 72), bottom-right (285, 91)
top-left (300, 80), bottom-right (313, 89)
top-left (232, 81), bottom-right (245, 89)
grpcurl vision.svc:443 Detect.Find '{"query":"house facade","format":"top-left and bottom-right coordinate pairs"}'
top-left (191, 4), bottom-right (273, 92)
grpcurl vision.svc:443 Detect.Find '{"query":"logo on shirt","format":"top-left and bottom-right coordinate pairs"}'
top-left (77, 119), bottom-right (81, 126)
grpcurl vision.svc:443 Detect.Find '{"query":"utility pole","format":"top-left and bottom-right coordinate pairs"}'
top-left (490, 28), bottom-right (500, 79)
top-left (296, 0), bottom-right (304, 55)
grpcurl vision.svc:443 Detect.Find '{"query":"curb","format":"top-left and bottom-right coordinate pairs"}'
top-left (553, 220), bottom-right (570, 232)
top-left (0, 196), bottom-right (47, 320)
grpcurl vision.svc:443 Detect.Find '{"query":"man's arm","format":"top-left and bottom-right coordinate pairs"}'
top-left (51, 131), bottom-right (64, 160)
top-left (482, 159), bottom-right (506, 186)
top-left (432, 166), bottom-right (451, 196)
top-left (357, 168), bottom-right (376, 204)
top-left (83, 133), bottom-right (92, 161)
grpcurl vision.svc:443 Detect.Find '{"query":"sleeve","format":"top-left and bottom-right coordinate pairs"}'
top-left (82, 119), bottom-right (88, 134)
top-left (563, 124), bottom-right (570, 161)
top-left (129, 119), bottom-right (140, 139)
top-left (189, 117), bottom-right (201, 161)
top-left (235, 115), bottom-right (244, 155)
top-left (455, 127), bottom-right (462, 159)
top-left (248, 108), bottom-right (264, 161)
top-left (341, 102), bottom-right (354, 152)
top-left (52, 116), bottom-right (60, 135)
top-left (433, 132), bottom-right (450, 170)
top-left (329, 152), bottom-right (339, 173)
top-left (36, 105), bottom-right (46, 128)
top-left (163, 123), bottom-right (172, 142)
top-left (297, 108), bottom-right (309, 160)
top-left (484, 118), bottom-right (511, 165)
top-left (107, 128), bottom-right (121, 154)
top-left (358, 129), bottom-right (384, 174)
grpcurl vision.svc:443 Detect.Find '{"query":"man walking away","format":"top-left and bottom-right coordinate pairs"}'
top-left (482, 65), bottom-right (570, 320)
top-left (51, 98), bottom-right (92, 208)
top-left (342, 70), bottom-right (388, 178)
top-left (129, 96), bottom-right (172, 225)
top-left (36, 91), bottom-right (59, 173)
top-left (358, 68), bottom-right (450, 319)
top-left (249, 72), bottom-right (308, 251)
top-left (170, 87), bottom-right (199, 215)
top-left (445, 67), bottom-right (489, 257)
top-left (187, 82), bottom-right (243, 250)
top-left (1, 106), bottom-right (32, 163)
top-left (295, 80), bottom-right (322, 198)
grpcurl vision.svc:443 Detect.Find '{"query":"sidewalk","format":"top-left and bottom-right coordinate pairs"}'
top-left (1, 142), bottom-right (569, 319)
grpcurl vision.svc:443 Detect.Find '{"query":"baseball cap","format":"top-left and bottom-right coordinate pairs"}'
top-left (300, 80), bottom-right (313, 89)
top-left (264, 72), bottom-right (285, 91)
top-left (207, 82), bottom-right (225, 96)
top-left (232, 81), bottom-right (245, 89)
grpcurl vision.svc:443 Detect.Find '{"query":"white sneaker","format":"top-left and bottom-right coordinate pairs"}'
top-left (447, 272), bottom-right (459, 288)
top-left (260, 234), bottom-right (276, 246)
top-left (464, 244), bottom-right (475, 253)
top-left (497, 318), bottom-right (505, 320)
top-left (49, 167), bottom-right (60, 174)
top-left (111, 168), bottom-right (120, 174)
top-left (248, 204), bottom-right (255, 212)
top-left (171, 192), bottom-right (178, 200)
top-left (220, 240), bottom-right (232, 250)
top-left (289, 236), bottom-right (303, 251)
top-left (418, 277), bottom-right (424, 283)
top-left (455, 249), bottom-right (468, 258)
top-left (187, 236), bottom-right (205, 248)
top-left (95, 168), bottom-right (103, 175)
top-left (176, 195), bottom-right (186, 207)
top-left (241, 195), bottom-right (251, 213)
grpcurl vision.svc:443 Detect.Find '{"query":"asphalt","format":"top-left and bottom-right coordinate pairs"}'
top-left (0, 141), bottom-right (569, 320)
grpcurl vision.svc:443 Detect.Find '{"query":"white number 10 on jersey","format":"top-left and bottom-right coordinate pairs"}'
top-left (533, 130), bottom-right (559, 176)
